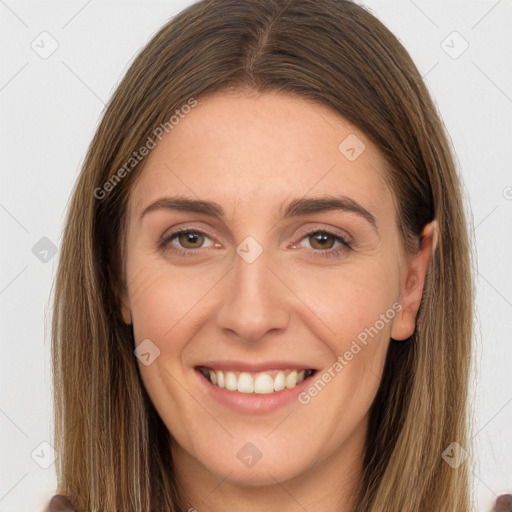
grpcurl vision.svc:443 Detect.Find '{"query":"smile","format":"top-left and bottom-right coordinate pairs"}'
top-left (197, 367), bottom-right (316, 394)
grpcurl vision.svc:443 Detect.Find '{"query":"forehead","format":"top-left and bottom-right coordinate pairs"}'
top-left (129, 91), bottom-right (392, 220)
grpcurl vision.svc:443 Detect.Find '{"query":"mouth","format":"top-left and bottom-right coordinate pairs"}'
top-left (196, 366), bottom-right (318, 394)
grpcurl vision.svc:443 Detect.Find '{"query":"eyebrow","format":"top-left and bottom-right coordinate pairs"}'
top-left (139, 195), bottom-right (378, 232)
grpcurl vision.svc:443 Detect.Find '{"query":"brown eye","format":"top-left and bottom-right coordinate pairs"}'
top-left (308, 232), bottom-right (337, 250)
top-left (159, 229), bottom-right (215, 254)
top-left (177, 231), bottom-right (205, 249)
top-left (294, 229), bottom-right (352, 260)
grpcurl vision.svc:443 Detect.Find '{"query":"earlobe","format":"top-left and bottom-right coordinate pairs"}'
top-left (390, 308), bottom-right (416, 342)
top-left (121, 294), bottom-right (132, 325)
top-left (119, 280), bottom-right (132, 325)
top-left (391, 220), bottom-right (438, 341)
top-left (121, 302), bottom-right (132, 325)
top-left (117, 248), bottom-right (132, 325)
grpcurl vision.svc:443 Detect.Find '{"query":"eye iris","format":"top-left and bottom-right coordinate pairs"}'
top-left (310, 232), bottom-right (334, 250)
top-left (179, 232), bottom-right (204, 249)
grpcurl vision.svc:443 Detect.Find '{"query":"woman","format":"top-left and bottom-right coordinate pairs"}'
top-left (46, 0), bottom-right (482, 510)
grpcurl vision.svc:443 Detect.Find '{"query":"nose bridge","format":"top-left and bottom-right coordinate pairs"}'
top-left (216, 236), bottom-right (290, 343)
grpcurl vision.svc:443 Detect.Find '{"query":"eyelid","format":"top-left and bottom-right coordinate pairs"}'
top-left (288, 227), bottom-right (352, 260)
top-left (158, 226), bottom-right (218, 253)
top-left (159, 223), bottom-right (353, 258)
top-left (291, 224), bottom-right (352, 244)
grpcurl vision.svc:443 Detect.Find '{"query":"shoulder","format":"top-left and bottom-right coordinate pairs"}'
top-left (45, 494), bottom-right (76, 512)
top-left (493, 494), bottom-right (512, 512)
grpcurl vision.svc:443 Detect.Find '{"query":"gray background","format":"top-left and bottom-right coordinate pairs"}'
top-left (0, 1), bottom-right (511, 511)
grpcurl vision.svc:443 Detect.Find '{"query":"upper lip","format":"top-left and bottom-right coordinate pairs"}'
top-left (195, 360), bottom-right (318, 372)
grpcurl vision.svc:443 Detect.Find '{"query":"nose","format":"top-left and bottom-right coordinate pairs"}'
top-left (215, 241), bottom-right (290, 344)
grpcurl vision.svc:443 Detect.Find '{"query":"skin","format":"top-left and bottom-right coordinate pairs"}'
top-left (120, 90), bottom-right (436, 512)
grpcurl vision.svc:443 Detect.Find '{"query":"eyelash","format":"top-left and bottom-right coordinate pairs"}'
top-left (158, 227), bottom-right (352, 259)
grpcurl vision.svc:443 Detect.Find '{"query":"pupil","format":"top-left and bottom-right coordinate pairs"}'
top-left (312, 233), bottom-right (333, 249)
top-left (181, 232), bottom-right (202, 248)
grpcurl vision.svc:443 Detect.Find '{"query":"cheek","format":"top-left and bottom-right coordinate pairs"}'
top-left (125, 246), bottom-right (399, 476)
top-left (127, 248), bottom-right (400, 365)
top-left (126, 255), bottom-right (225, 343)
top-left (286, 260), bottom-right (398, 405)
top-left (286, 258), bottom-right (399, 347)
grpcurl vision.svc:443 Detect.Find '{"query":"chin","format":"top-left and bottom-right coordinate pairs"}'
top-left (195, 438), bottom-right (319, 487)
top-left (209, 459), bottom-right (310, 487)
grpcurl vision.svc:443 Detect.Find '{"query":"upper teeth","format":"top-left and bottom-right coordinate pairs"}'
top-left (201, 368), bottom-right (314, 394)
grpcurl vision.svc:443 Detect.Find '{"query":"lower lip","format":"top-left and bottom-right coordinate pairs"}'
top-left (195, 369), bottom-right (316, 415)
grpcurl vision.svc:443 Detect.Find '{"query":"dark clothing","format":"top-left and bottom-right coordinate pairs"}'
top-left (45, 494), bottom-right (76, 512)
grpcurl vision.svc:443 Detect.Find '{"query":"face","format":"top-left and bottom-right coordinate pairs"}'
top-left (120, 91), bottom-right (434, 492)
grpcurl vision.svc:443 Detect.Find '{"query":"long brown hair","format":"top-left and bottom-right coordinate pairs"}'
top-left (51, 0), bottom-right (474, 510)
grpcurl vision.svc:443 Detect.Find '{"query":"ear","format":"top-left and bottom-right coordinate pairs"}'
top-left (120, 289), bottom-right (132, 325)
top-left (116, 219), bottom-right (132, 325)
top-left (114, 252), bottom-right (132, 325)
top-left (108, 255), bottom-right (132, 325)
top-left (391, 220), bottom-right (438, 341)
